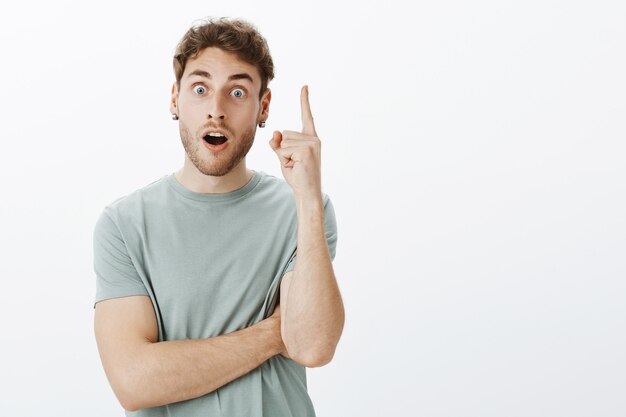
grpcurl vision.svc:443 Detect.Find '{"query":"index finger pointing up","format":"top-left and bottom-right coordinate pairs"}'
top-left (300, 85), bottom-right (317, 136)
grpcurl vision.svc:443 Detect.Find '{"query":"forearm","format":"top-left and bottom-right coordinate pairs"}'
top-left (119, 319), bottom-right (282, 411)
top-left (283, 196), bottom-right (345, 366)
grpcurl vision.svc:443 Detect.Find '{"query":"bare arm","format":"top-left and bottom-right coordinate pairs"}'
top-left (280, 198), bottom-right (345, 367)
top-left (94, 295), bottom-right (285, 412)
top-left (270, 86), bottom-right (345, 368)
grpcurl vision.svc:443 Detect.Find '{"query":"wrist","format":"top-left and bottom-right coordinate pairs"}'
top-left (260, 316), bottom-right (284, 355)
top-left (294, 193), bottom-right (324, 215)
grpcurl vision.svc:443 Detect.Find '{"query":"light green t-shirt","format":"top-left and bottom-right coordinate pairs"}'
top-left (93, 170), bottom-right (337, 417)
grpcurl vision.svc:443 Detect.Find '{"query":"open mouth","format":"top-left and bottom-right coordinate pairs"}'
top-left (203, 133), bottom-right (228, 146)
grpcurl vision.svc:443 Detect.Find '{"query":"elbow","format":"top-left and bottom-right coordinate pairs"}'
top-left (109, 369), bottom-right (148, 412)
top-left (119, 389), bottom-right (142, 413)
top-left (284, 328), bottom-right (343, 368)
top-left (291, 346), bottom-right (336, 368)
top-left (112, 378), bottom-right (139, 412)
top-left (121, 399), bottom-right (140, 413)
top-left (117, 382), bottom-right (148, 412)
top-left (122, 402), bottom-right (144, 413)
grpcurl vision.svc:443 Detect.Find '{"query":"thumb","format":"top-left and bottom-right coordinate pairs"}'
top-left (269, 130), bottom-right (282, 151)
top-left (269, 130), bottom-right (294, 168)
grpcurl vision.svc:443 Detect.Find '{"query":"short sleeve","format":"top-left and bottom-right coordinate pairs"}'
top-left (93, 208), bottom-right (149, 308)
top-left (284, 194), bottom-right (338, 273)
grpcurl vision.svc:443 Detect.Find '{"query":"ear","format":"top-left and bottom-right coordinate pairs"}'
top-left (258, 88), bottom-right (272, 123)
top-left (170, 82), bottom-right (179, 115)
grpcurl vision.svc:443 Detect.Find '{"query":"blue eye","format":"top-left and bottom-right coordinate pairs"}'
top-left (193, 85), bottom-right (206, 95)
top-left (231, 88), bottom-right (245, 98)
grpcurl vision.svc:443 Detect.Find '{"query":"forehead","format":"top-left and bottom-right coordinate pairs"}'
top-left (183, 47), bottom-right (261, 84)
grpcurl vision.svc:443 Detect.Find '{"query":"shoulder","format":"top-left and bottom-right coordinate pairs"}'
top-left (256, 171), bottom-right (333, 205)
top-left (256, 171), bottom-right (291, 194)
top-left (99, 174), bottom-right (169, 225)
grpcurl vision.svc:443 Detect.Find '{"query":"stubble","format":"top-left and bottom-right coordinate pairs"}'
top-left (178, 122), bottom-right (255, 177)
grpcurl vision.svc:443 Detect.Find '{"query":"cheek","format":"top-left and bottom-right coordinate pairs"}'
top-left (229, 102), bottom-right (258, 120)
top-left (184, 98), bottom-right (207, 110)
top-left (179, 99), bottom-right (207, 120)
top-left (246, 100), bottom-right (262, 116)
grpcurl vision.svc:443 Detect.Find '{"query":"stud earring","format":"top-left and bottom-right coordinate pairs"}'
top-left (258, 121), bottom-right (266, 128)
top-left (172, 114), bottom-right (179, 121)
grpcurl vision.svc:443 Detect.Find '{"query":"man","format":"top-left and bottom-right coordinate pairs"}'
top-left (93, 17), bottom-right (344, 416)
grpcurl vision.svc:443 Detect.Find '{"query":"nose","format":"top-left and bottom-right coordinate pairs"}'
top-left (207, 94), bottom-right (226, 121)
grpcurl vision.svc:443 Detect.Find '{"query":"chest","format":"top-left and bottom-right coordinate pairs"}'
top-left (129, 204), bottom-right (297, 338)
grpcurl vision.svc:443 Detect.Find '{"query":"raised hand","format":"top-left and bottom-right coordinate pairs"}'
top-left (269, 85), bottom-right (322, 199)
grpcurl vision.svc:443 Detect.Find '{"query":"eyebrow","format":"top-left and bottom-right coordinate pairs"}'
top-left (186, 69), bottom-right (254, 83)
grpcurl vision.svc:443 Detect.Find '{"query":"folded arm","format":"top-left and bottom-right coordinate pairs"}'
top-left (94, 295), bottom-right (285, 411)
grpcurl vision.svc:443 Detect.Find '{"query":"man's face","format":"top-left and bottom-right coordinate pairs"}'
top-left (170, 47), bottom-right (270, 177)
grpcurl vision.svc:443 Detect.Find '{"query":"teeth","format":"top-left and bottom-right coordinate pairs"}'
top-left (207, 132), bottom-right (225, 137)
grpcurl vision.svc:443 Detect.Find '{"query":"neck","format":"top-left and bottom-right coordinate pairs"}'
top-left (174, 157), bottom-right (254, 194)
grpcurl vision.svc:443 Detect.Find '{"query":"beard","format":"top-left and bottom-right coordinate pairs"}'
top-left (178, 121), bottom-right (255, 177)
